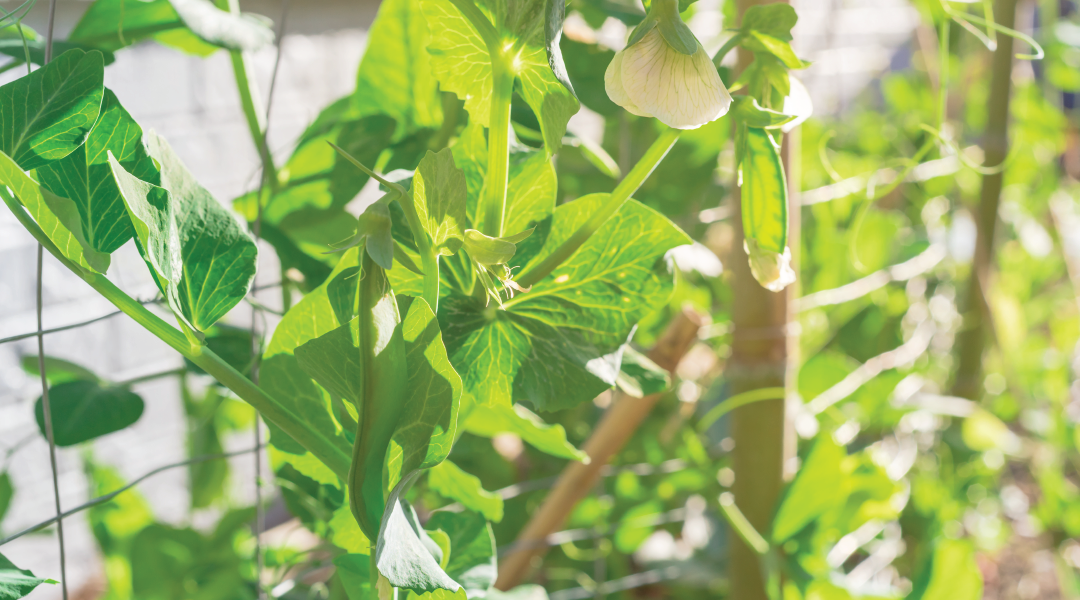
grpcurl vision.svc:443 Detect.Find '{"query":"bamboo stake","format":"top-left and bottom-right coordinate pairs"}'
top-left (952, 0), bottom-right (1019, 399)
top-left (494, 307), bottom-right (705, 590)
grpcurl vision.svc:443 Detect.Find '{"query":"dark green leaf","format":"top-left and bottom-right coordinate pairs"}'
top-left (426, 510), bottom-right (497, 593)
top-left (109, 131), bottom-right (258, 333)
top-left (34, 380), bottom-right (145, 446)
top-left (560, 39), bottom-right (619, 117)
top-left (428, 460), bottom-right (504, 522)
top-left (38, 88), bottom-right (159, 255)
top-left (20, 355), bottom-right (98, 385)
top-left (0, 49), bottom-right (104, 171)
top-left (463, 402), bottom-right (587, 461)
top-left (0, 149), bottom-right (111, 272)
top-left (0, 552), bottom-right (53, 600)
top-left (0, 26), bottom-right (116, 66)
top-left (771, 436), bottom-right (844, 542)
top-left (334, 554), bottom-right (373, 599)
top-left (442, 194), bottom-right (689, 412)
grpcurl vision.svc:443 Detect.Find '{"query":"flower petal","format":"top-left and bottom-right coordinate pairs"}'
top-left (620, 29), bottom-right (732, 129)
top-left (605, 50), bottom-right (649, 117)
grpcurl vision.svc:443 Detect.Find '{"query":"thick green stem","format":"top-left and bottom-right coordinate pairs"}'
top-left (1, 191), bottom-right (351, 481)
top-left (481, 55), bottom-right (515, 238)
top-left (517, 127), bottom-right (682, 289)
top-left (394, 193), bottom-right (441, 312)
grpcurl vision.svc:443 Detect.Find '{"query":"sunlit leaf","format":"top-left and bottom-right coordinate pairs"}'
top-left (771, 436), bottom-right (844, 542)
top-left (462, 402), bottom-right (586, 461)
top-left (428, 460), bottom-right (504, 522)
top-left (908, 539), bottom-right (983, 600)
top-left (426, 510), bottom-right (497, 594)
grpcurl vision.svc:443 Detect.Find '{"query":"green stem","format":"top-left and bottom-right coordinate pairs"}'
top-left (393, 192), bottom-right (441, 311)
top-left (712, 32), bottom-right (743, 68)
top-left (481, 54), bottom-right (515, 238)
top-left (229, 48), bottom-right (279, 195)
top-left (1, 191), bottom-right (351, 481)
top-left (937, 14), bottom-right (949, 133)
top-left (697, 387), bottom-right (786, 432)
top-left (517, 127), bottom-right (682, 288)
top-left (718, 492), bottom-right (769, 556)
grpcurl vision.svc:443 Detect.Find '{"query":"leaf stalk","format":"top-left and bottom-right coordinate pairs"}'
top-left (481, 53), bottom-right (515, 238)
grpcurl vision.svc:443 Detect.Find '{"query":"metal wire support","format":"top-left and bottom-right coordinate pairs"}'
top-left (35, 1), bottom-right (67, 596)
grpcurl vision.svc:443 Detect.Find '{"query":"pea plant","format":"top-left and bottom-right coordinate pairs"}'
top-left (0, 0), bottom-right (1069, 597)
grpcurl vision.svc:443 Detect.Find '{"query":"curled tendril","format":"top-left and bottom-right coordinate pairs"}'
top-left (0, 0), bottom-right (36, 32)
top-left (918, 124), bottom-right (1015, 175)
top-left (942, 2), bottom-right (1044, 60)
top-left (818, 130), bottom-right (845, 184)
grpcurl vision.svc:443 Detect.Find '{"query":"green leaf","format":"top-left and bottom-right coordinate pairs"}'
top-left (615, 347), bottom-right (670, 398)
top-left (20, 355), bottom-right (98, 386)
top-left (744, 30), bottom-right (807, 70)
top-left (334, 554), bottom-right (374, 599)
top-left (0, 472), bottom-right (12, 525)
top-left (0, 552), bottom-right (53, 600)
top-left (234, 115), bottom-right (396, 229)
top-left (908, 540), bottom-right (983, 600)
top-left (34, 380), bottom-right (145, 446)
top-left (422, 0), bottom-right (578, 154)
top-left (0, 150), bottom-right (111, 273)
top-left (38, 88), bottom-right (158, 255)
top-left (560, 38), bottom-right (619, 117)
top-left (740, 126), bottom-right (787, 254)
top-left (355, 0), bottom-right (443, 135)
top-left (330, 503), bottom-right (372, 554)
top-left (68, 0), bottom-right (216, 55)
top-left (428, 460), bottom-right (504, 522)
top-left (452, 123), bottom-right (556, 237)
top-left (613, 501), bottom-right (662, 552)
top-left (771, 436), bottom-right (845, 542)
top-left (182, 324), bottom-right (255, 376)
top-left (109, 131), bottom-right (258, 333)
top-left (167, 0), bottom-right (275, 52)
top-left (260, 250), bottom-right (360, 485)
top-left (463, 402), bottom-right (587, 461)
top-left (328, 193), bottom-right (397, 270)
top-left (0, 48), bottom-right (104, 171)
top-left (740, 3), bottom-right (798, 41)
top-left (412, 149), bottom-right (468, 256)
top-left (731, 96), bottom-right (795, 129)
top-left (376, 475), bottom-right (461, 593)
top-left (441, 193), bottom-right (689, 412)
top-left (426, 510), bottom-right (497, 593)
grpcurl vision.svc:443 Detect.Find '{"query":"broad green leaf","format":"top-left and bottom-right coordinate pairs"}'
top-left (428, 460), bottom-right (504, 522)
top-left (234, 115), bottom-right (396, 229)
top-left (771, 436), bottom-right (845, 542)
top-left (20, 355), bottom-right (98, 385)
top-left (0, 150), bottom-right (110, 273)
top-left (613, 501), bottom-right (662, 552)
top-left (68, 0), bottom-right (216, 55)
top-left (38, 88), bottom-right (159, 255)
top-left (355, 0), bottom-right (442, 134)
top-left (334, 554), bottom-right (374, 599)
top-left (908, 540), bottom-right (983, 600)
top-left (34, 380), bottom-right (145, 446)
top-left (260, 251), bottom-right (359, 485)
top-left (0, 552), bottom-right (53, 600)
top-left (452, 122), bottom-right (556, 237)
top-left (560, 38), bottom-right (620, 117)
top-left (412, 149), bottom-right (468, 256)
top-left (441, 193), bottom-right (689, 412)
top-left (422, 0), bottom-right (578, 154)
top-left (109, 131), bottom-right (258, 333)
top-left (0, 49), bottom-right (104, 171)
top-left (168, 0), bottom-right (275, 52)
top-left (376, 474), bottom-right (461, 593)
top-left (330, 503), bottom-right (372, 554)
top-left (463, 402), bottom-right (587, 461)
top-left (0, 472), bottom-right (12, 524)
top-left (744, 31), bottom-right (807, 70)
top-left (426, 510), bottom-right (497, 594)
top-left (740, 126), bottom-right (788, 255)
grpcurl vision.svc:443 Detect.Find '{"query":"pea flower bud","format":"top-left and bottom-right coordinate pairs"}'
top-left (605, 0), bottom-right (731, 129)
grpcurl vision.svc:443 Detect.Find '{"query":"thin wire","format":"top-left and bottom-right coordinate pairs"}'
top-left (0, 444), bottom-right (267, 548)
top-left (36, 0), bottom-right (65, 594)
top-left (252, 5), bottom-right (289, 596)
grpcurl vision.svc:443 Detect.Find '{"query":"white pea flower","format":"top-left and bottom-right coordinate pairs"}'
top-left (745, 239), bottom-right (795, 292)
top-left (605, 0), bottom-right (731, 130)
